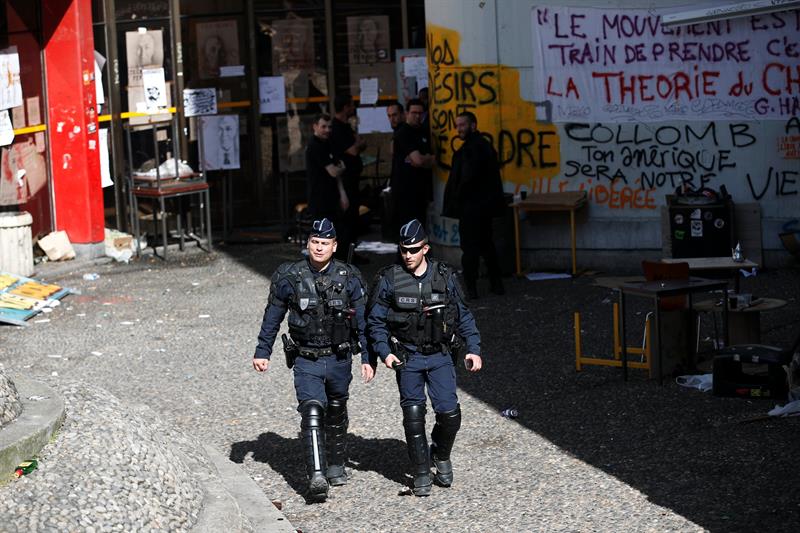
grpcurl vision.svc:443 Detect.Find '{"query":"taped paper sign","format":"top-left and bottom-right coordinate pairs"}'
top-left (0, 47), bottom-right (22, 111)
top-left (183, 88), bottom-right (217, 117)
top-left (258, 76), bottom-right (286, 114)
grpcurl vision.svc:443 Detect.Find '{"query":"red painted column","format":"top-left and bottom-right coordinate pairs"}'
top-left (42, 0), bottom-right (103, 245)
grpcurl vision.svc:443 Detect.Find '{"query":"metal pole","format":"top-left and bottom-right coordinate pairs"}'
top-left (168, 0), bottom-right (187, 160)
top-left (246, 0), bottom-right (263, 221)
top-left (103, 0), bottom-right (128, 231)
top-left (324, 0), bottom-right (335, 111)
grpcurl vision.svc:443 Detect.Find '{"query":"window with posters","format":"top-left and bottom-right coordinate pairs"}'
top-left (0, 1), bottom-right (51, 238)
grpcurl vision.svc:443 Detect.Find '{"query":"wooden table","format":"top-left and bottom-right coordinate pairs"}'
top-left (617, 277), bottom-right (729, 384)
top-left (694, 297), bottom-right (786, 345)
top-left (661, 257), bottom-right (758, 292)
top-left (513, 191), bottom-right (587, 276)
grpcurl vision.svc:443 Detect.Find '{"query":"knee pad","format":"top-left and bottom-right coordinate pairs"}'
top-left (435, 404), bottom-right (461, 433)
top-left (402, 404), bottom-right (427, 434)
top-left (326, 399), bottom-right (348, 426)
top-left (300, 400), bottom-right (325, 430)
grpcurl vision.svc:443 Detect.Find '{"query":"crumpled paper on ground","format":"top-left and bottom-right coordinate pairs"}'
top-left (676, 374), bottom-right (713, 392)
top-left (768, 399), bottom-right (800, 417)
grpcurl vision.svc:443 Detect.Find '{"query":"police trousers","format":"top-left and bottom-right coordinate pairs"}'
top-left (293, 354), bottom-right (353, 409)
top-left (395, 352), bottom-right (458, 413)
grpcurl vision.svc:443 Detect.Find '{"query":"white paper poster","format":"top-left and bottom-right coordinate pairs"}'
top-left (94, 50), bottom-right (106, 112)
top-left (259, 76), bottom-right (286, 114)
top-left (183, 88), bottom-right (217, 117)
top-left (200, 115), bottom-right (240, 170)
top-left (357, 106), bottom-right (391, 134)
top-left (142, 67), bottom-right (168, 110)
top-left (0, 47), bottom-right (23, 111)
top-left (220, 65), bottom-right (245, 77)
top-left (0, 110), bottom-right (14, 146)
top-left (125, 30), bottom-right (164, 86)
top-left (26, 97), bottom-right (40, 126)
top-left (531, 6), bottom-right (800, 122)
top-left (359, 77), bottom-right (379, 105)
top-left (403, 56), bottom-right (428, 89)
top-left (99, 128), bottom-right (113, 188)
top-left (11, 106), bottom-right (25, 128)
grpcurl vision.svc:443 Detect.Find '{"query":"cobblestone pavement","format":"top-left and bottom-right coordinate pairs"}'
top-left (1, 243), bottom-right (798, 533)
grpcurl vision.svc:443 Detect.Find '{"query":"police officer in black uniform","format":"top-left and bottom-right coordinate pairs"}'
top-left (253, 219), bottom-right (375, 502)
top-left (367, 219), bottom-right (482, 496)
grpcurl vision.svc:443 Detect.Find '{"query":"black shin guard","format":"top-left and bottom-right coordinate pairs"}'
top-left (430, 405), bottom-right (461, 487)
top-left (325, 399), bottom-right (349, 485)
top-left (299, 400), bottom-right (328, 501)
top-left (402, 404), bottom-right (431, 496)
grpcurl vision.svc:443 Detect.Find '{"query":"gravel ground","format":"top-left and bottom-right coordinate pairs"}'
top-left (0, 381), bottom-right (204, 532)
top-left (0, 243), bottom-right (798, 532)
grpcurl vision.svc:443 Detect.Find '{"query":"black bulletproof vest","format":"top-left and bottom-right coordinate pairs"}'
top-left (386, 261), bottom-right (457, 349)
top-left (287, 260), bottom-right (352, 347)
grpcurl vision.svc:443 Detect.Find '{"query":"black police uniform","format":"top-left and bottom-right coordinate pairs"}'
top-left (367, 220), bottom-right (481, 496)
top-left (254, 221), bottom-right (368, 500)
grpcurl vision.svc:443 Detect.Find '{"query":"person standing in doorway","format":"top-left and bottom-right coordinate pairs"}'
top-left (306, 114), bottom-right (348, 239)
top-left (443, 111), bottom-right (506, 299)
top-left (391, 98), bottom-right (435, 231)
top-left (330, 94), bottom-right (366, 262)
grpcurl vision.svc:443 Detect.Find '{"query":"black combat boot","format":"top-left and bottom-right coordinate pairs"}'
top-left (430, 405), bottom-right (462, 487)
top-left (402, 404), bottom-right (432, 496)
top-left (325, 399), bottom-right (348, 486)
top-left (299, 400), bottom-right (328, 502)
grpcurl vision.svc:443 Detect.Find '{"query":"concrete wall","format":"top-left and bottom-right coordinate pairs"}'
top-left (424, 0), bottom-right (799, 267)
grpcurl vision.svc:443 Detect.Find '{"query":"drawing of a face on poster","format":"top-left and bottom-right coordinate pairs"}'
top-left (201, 115), bottom-right (240, 170)
top-left (347, 16), bottom-right (390, 64)
top-left (271, 18), bottom-right (314, 72)
top-left (125, 30), bottom-right (164, 86)
top-left (196, 20), bottom-right (240, 79)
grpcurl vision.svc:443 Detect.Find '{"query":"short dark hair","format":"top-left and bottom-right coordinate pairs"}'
top-left (387, 101), bottom-right (404, 113)
top-left (457, 111), bottom-right (477, 126)
top-left (407, 98), bottom-right (425, 111)
top-left (334, 94), bottom-right (353, 113)
top-left (418, 87), bottom-right (429, 98)
top-left (313, 113), bottom-right (332, 124)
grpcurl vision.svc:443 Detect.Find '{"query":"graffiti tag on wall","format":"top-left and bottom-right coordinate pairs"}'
top-left (531, 6), bottom-right (800, 122)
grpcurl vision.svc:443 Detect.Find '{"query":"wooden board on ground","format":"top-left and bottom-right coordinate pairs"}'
top-left (0, 272), bottom-right (71, 326)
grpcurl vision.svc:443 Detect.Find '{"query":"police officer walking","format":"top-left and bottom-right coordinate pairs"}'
top-left (252, 219), bottom-right (375, 502)
top-left (367, 219), bottom-right (482, 496)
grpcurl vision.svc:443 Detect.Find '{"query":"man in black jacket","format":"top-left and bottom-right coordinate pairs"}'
top-left (442, 111), bottom-right (506, 299)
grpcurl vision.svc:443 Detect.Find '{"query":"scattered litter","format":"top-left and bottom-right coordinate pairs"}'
top-left (526, 272), bottom-right (571, 281)
top-left (104, 228), bottom-right (135, 263)
top-left (77, 313), bottom-right (86, 317)
top-left (38, 231), bottom-right (75, 261)
top-left (740, 267), bottom-right (758, 278)
top-left (83, 273), bottom-right (100, 281)
top-left (601, 298), bottom-right (611, 304)
top-left (192, 282), bottom-right (200, 286)
top-left (676, 374), bottom-right (713, 392)
top-left (120, 321), bottom-right (134, 325)
top-left (46, 354), bottom-right (62, 359)
top-left (768, 399), bottom-right (800, 417)
top-left (14, 459), bottom-right (38, 478)
top-left (500, 408), bottom-right (519, 419)
top-left (354, 241), bottom-right (398, 254)
top-left (51, 371), bottom-right (58, 376)
top-left (33, 318), bottom-right (50, 323)
top-left (198, 314), bottom-right (210, 318)
top-left (41, 307), bottom-right (52, 313)
top-left (90, 351), bottom-right (102, 356)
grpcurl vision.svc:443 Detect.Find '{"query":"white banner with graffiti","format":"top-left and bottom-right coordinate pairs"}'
top-left (531, 6), bottom-right (800, 122)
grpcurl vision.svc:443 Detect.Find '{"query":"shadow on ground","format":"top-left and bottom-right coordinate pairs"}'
top-left (229, 431), bottom-right (408, 496)
top-left (218, 242), bottom-right (800, 532)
